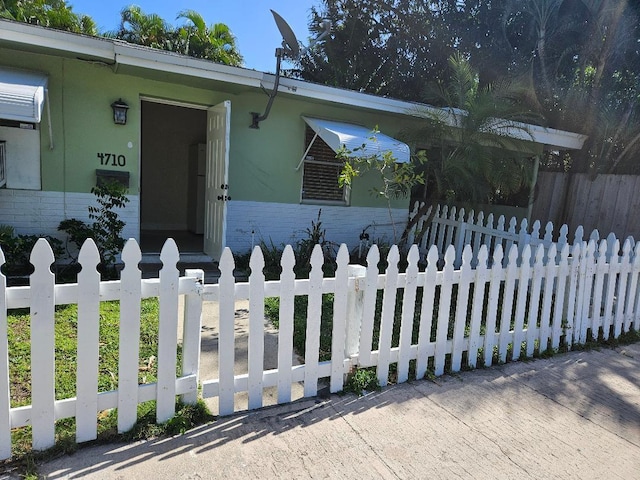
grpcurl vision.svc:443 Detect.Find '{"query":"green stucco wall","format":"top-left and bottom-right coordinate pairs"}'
top-left (0, 46), bottom-right (417, 210)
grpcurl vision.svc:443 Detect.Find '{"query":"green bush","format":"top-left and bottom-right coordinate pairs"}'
top-left (58, 181), bottom-right (129, 278)
top-left (0, 225), bottom-right (64, 278)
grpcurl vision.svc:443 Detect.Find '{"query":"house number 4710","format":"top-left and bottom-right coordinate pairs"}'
top-left (97, 153), bottom-right (126, 167)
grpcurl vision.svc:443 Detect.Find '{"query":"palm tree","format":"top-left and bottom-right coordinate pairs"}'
top-left (176, 10), bottom-right (242, 66)
top-left (402, 53), bottom-right (542, 239)
top-left (113, 5), bottom-right (173, 50)
top-left (1, 0), bottom-right (97, 35)
top-left (108, 6), bottom-right (243, 66)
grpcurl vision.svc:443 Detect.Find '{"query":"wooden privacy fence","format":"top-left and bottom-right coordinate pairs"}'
top-left (532, 172), bottom-right (640, 242)
top-left (1, 232), bottom-right (640, 458)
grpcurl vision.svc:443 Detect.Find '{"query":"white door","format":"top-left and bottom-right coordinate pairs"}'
top-left (204, 100), bottom-right (231, 259)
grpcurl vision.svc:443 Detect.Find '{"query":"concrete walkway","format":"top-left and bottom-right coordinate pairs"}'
top-left (35, 342), bottom-right (640, 479)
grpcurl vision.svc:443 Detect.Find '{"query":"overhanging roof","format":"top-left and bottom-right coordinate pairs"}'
top-left (302, 117), bottom-right (411, 163)
top-left (0, 19), bottom-right (588, 150)
top-left (0, 66), bottom-right (48, 123)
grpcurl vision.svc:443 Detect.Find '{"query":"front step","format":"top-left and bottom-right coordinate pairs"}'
top-left (140, 253), bottom-right (221, 283)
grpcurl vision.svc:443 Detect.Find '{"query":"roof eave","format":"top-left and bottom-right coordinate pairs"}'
top-left (0, 19), bottom-right (588, 150)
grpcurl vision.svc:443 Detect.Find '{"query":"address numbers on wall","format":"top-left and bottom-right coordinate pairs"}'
top-left (97, 153), bottom-right (126, 167)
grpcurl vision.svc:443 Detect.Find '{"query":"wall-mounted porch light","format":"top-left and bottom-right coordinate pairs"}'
top-left (111, 98), bottom-right (129, 125)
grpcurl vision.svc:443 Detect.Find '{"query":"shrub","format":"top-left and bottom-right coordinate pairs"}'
top-left (58, 181), bottom-right (129, 278)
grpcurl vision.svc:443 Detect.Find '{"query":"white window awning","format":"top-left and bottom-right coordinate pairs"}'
top-left (302, 116), bottom-right (411, 164)
top-left (0, 67), bottom-right (48, 123)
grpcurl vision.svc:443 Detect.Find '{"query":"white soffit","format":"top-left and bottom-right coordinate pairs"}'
top-left (302, 117), bottom-right (411, 163)
top-left (0, 67), bottom-right (48, 123)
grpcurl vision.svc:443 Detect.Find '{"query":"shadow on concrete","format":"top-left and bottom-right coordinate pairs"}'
top-left (37, 342), bottom-right (640, 479)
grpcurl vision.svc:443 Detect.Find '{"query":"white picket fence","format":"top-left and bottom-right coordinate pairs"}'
top-left (408, 203), bottom-right (594, 267)
top-left (1, 229), bottom-right (640, 459)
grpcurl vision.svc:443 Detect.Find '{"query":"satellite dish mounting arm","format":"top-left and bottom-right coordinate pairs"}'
top-left (250, 10), bottom-right (330, 129)
top-left (250, 47), bottom-right (284, 129)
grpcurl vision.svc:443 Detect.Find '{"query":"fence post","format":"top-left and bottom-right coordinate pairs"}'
top-left (345, 264), bottom-right (367, 359)
top-left (181, 269), bottom-right (204, 405)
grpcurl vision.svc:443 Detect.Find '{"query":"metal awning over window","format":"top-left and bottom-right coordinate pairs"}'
top-left (0, 67), bottom-right (48, 123)
top-left (300, 116), bottom-right (411, 165)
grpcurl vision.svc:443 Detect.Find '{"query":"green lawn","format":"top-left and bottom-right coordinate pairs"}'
top-left (5, 298), bottom-right (212, 474)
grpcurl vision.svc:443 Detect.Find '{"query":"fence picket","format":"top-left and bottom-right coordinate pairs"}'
top-left (0, 249), bottom-right (9, 460)
top-left (512, 245), bottom-right (532, 361)
top-left (471, 211), bottom-right (482, 267)
top-left (416, 246), bottom-right (438, 379)
top-left (452, 208), bottom-right (466, 267)
top-left (358, 246), bottom-right (380, 367)
top-left (539, 245), bottom-right (557, 352)
top-left (435, 246), bottom-right (455, 376)
top-left (303, 246), bottom-right (324, 397)
top-left (602, 238), bottom-right (620, 340)
top-left (496, 216), bottom-right (506, 263)
top-left (330, 245), bottom-right (349, 393)
top-left (543, 223), bottom-right (554, 261)
top-left (75, 240), bottom-right (101, 442)
top-left (156, 239), bottom-right (180, 423)
top-left (566, 242), bottom-right (581, 346)
top-left (613, 240), bottom-right (632, 338)
top-left (30, 239), bottom-right (56, 451)
top-left (484, 214), bottom-right (495, 254)
top-left (397, 245), bottom-right (419, 383)
top-left (376, 246), bottom-right (400, 386)
top-left (444, 206), bottom-right (457, 262)
top-left (526, 246), bottom-right (545, 357)
top-left (451, 246), bottom-right (472, 372)
top-left (625, 242), bottom-right (640, 332)
top-left (467, 246), bottom-right (489, 368)
top-left (277, 246), bottom-right (296, 404)
top-left (435, 205), bottom-right (448, 257)
top-left (590, 241), bottom-right (608, 338)
top-left (557, 224), bottom-right (569, 262)
top-left (517, 219), bottom-right (529, 262)
top-left (504, 217), bottom-right (517, 258)
top-left (118, 239), bottom-right (142, 433)
top-left (551, 244), bottom-right (570, 349)
top-left (498, 246), bottom-right (519, 363)
top-left (248, 247), bottom-right (265, 409)
top-left (578, 241), bottom-right (597, 342)
top-left (426, 205), bottom-right (440, 250)
top-left (218, 248), bottom-right (236, 415)
top-left (484, 246), bottom-right (503, 367)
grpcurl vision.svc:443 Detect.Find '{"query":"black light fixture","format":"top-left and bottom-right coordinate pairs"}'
top-left (111, 98), bottom-right (129, 125)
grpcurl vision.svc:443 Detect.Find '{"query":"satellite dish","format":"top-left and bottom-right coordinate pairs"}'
top-left (250, 10), bottom-right (332, 128)
top-left (271, 9), bottom-right (300, 60)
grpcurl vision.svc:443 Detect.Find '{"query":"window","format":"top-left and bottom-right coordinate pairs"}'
top-left (0, 67), bottom-right (48, 190)
top-left (301, 125), bottom-right (348, 204)
top-left (0, 121), bottom-right (41, 190)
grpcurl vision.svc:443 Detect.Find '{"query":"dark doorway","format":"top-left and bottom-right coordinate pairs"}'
top-left (140, 101), bottom-right (207, 253)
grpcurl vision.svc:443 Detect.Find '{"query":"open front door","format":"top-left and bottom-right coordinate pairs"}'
top-left (203, 100), bottom-right (231, 259)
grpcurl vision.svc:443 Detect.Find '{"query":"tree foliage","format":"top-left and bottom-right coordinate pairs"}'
top-left (0, 1), bottom-right (243, 66)
top-left (0, 0), bottom-right (97, 34)
top-left (410, 54), bottom-right (540, 205)
top-left (297, 0), bottom-right (640, 175)
top-left (110, 5), bottom-right (243, 66)
top-left (294, 0), bottom-right (457, 100)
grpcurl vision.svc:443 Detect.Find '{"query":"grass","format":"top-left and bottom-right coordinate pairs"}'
top-left (264, 282), bottom-right (640, 387)
top-left (3, 298), bottom-right (215, 477)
